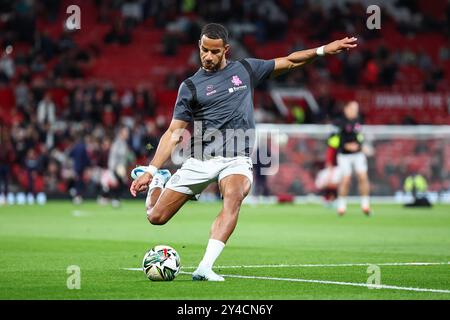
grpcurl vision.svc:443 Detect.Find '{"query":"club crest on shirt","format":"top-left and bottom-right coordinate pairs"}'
top-left (228, 75), bottom-right (247, 93)
top-left (231, 75), bottom-right (243, 86)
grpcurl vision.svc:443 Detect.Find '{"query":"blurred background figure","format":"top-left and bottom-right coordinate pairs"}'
top-left (403, 173), bottom-right (432, 207)
top-left (24, 149), bottom-right (39, 196)
top-left (334, 101), bottom-right (371, 216)
top-left (108, 126), bottom-right (134, 208)
top-left (315, 133), bottom-right (342, 206)
top-left (37, 92), bottom-right (55, 127)
top-left (0, 131), bottom-right (14, 205)
top-left (0, 45), bottom-right (15, 84)
top-left (69, 133), bottom-right (90, 204)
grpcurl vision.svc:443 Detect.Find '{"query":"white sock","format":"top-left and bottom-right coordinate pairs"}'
top-left (145, 188), bottom-right (162, 209)
top-left (337, 197), bottom-right (347, 210)
top-left (146, 176), bottom-right (165, 209)
top-left (361, 196), bottom-right (370, 209)
top-left (198, 239), bottom-right (225, 270)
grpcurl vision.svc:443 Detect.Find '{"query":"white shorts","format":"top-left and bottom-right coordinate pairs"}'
top-left (165, 156), bottom-right (253, 198)
top-left (337, 152), bottom-right (368, 176)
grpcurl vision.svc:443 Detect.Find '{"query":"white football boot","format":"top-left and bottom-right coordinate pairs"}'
top-left (192, 267), bottom-right (225, 282)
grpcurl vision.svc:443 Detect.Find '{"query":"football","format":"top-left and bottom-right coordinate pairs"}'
top-left (130, 166), bottom-right (148, 180)
top-left (142, 245), bottom-right (181, 281)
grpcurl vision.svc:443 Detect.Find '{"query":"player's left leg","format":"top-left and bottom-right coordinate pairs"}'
top-left (193, 174), bottom-right (251, 281)
top-left (212, 174), bottom-right (251, 242)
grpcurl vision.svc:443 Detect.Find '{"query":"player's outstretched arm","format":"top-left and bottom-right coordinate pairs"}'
top-left (130, 119), bottom-right (189, 196)
top-left (271, 37), bottom-right (357, 78)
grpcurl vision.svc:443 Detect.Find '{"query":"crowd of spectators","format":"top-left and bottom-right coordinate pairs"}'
top-left (0, 0), bottom-right (449, 198)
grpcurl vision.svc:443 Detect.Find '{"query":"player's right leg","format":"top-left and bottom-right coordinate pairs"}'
top-left (146, 160), bottom-right (212, 224)
top-left (353, 152), bottom-right (371, 216)
top-left (336, 154), bottom-right (352, 216)
top-left (146, 188), bottom-right (191, 225)
top-left (356, 170), bottom-right (371, 216)
top-left (144, 169), bottom-right (189, 224)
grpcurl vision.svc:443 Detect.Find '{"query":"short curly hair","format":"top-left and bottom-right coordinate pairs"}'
top-left (200, 23), bottom-right (229, 45)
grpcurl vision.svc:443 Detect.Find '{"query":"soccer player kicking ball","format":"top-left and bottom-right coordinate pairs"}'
top-left (130, 23), bottom-right (357, 281)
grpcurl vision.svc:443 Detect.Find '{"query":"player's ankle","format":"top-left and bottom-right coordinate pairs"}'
top-left (197, 261), bottom-right (212, 271)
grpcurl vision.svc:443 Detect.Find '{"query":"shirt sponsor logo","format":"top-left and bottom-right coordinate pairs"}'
top-left (206, 84), bottom-right (217, 96)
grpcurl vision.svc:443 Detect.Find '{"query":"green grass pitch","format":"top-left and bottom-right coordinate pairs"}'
top-left (0, 201), bottom-right (449, 299)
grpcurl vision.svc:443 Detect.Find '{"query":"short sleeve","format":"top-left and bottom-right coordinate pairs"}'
top-left (172, 81), bottom-right (194, 122)
top-left (244, 58), bottom-right (275, 86)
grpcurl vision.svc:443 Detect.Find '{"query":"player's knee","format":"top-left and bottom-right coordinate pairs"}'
top-left (147, 213), bottom-right (167, 225)
top-left (223, 189), bottom-right (246, 207)
top-left (341, 176), bottom-right (351, 185)
top-left (357, 173), bottom-right (369, 183)
top-left (146, 207), bottom-right (168, 225)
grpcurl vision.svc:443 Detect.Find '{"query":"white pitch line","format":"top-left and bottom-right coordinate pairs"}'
top-left (182, 261), bottom-right (450, 269)
top-left (203, 261), bottom-right (450, 269)
top-left (177, 271), bottom-right (450, 294)
top-left (123, 261), bottom-right (450, 272)
top-left (123, 262), bottom-right (450, 294)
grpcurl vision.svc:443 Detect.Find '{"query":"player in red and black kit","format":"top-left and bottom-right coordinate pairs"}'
top-left (333, 101), bottom-right (371, 216)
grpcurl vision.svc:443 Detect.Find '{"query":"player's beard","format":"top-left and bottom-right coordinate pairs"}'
top-left (202, 54), bottom-right (224, 72)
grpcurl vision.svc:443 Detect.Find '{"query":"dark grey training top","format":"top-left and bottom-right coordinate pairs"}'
top-left (173, 58), bottom-right (275, 159)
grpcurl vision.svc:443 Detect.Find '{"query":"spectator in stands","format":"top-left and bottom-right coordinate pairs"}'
top-left (24, 148), bottom-right (39, 195)
top-left (37, 92), bottom-right (56, 146)
top-left (362, 52), bottom-right (379, 87)
top-left (108, 126), bottom-right (133, 208)
top-left (43, 158), bottom-right (61, 194)
top-left (129, 120), bottom-right (142, 152)
top-left (104, 18), bottom-right (132, 45)
top-left (121, 0), bottom-right (144, 27)
top-left (142, 121), bottom-right (160, 159)
top-left (68, 88), bottom-right (85, 121)
top-left (0, 47), bottom-right (15, 84)
top-left (15, 79), bottom-right (30, 109)
top-left (69, 133), bottom-right (91, 204)
top-left (0, 131), bottom-right (14, 204)
top-left (135, 86), bottom-right (156, 118)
